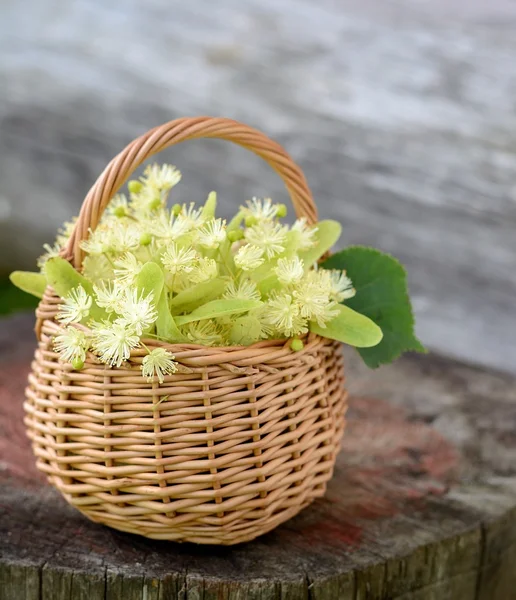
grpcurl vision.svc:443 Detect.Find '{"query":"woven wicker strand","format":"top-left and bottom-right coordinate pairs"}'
top-left (26, 117), bottom-right (347, 545)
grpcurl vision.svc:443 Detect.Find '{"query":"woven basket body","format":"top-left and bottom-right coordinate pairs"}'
top-left (25, 117), bottom-right (348, 545)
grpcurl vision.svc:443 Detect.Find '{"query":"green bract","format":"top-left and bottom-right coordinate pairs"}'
top-left (175, 299), bottom-right (262, 325)
top-left (310, 304), bottom-right (383, 348)
top-left (10, 162), bottom-right (423, 372)
top-left (169, 279), bottom-right (226, 314)
top-left (9, 271), bottom-right (46, 299)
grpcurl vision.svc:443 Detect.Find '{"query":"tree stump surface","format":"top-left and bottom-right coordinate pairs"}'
top-left (1, 313), bottom-right (516, 600)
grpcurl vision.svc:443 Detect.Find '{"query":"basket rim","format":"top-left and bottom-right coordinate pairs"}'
top-left (39, 318), bottom-right (337, 369)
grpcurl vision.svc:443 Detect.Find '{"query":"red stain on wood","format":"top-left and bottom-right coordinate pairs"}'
top-left (296, 396), bottom-right (459, 548)
top-left (0, 361), bottom-right (42, 485)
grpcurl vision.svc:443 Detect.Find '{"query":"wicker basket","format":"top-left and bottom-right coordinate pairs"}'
top-left (25, 117), bottom-right (348, 545)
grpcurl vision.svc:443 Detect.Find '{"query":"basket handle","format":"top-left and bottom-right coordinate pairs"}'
top-left (64, 116), bottom-right (317, 267)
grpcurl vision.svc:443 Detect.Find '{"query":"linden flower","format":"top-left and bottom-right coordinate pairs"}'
top-left (90, 321), bottom-right (140, 367)
top-left (129, 185), bottom-right (162, 215)
top-left (291, 218), bottom-right (318, 251)
top-left (162, 243), bottom-right (198, 275)
top-left (54, 326), bottom-right (89, 364)
top-left (55, 217), bottom-right (78, 247)
top-left (189, 257), bottom-right (218, 283)
top-left (80, 227), bottom-right (108, 255)
top-left (180, 202), bottom-right (205, 228)
top-left (149, 209), bottom-right (191, 241)
top-left (93, 281), bottom-right (122, 313)
top-left (326, 269), bottom-right (356, 302)
top-left (108, 222), bottom-right (142, 254)
top-left (223, 278), bottom-right (260, 301)
top-left (141, 348), bottom-right (178, 383)
top-left (234, 244), bottom-right (265, 271)
top-left (114, 252), bottom-right (142, 286)
top-left (106, 194), bottom-right (129, 217)
top-left (141, 163), bottom-right (181, 191)
top-left (37, 242), bottom-right (61, 269)
top-left (263, 292), bottom-right (308, 337)
top-left (183, 321), bottom-right (225, 346)
top-left (242, 197), bottom-right (280, 222)
top-left (57, 286), bottom-right (92, 325)
top-left (198, 218), bottom-right (226, 248)
top-left (294, 271), bottom-right (340, 327)
top-left (274, 256), bottom-right (304, 285)
top-left (82, 255), bottom-right (114, 282)
top-left (244, 222), bottom-right (287, 259)
top-left (116, 289), bottom-right (158, 335)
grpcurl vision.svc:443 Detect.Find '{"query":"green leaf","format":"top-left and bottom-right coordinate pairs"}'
top-left (169, 278), bottom-right (226, 314)
top-left (201, 191), bottom-right (217, 219)
top-left (136, 262), bottom-right (164, 302)
top-left (156, 290), bottom-right (186, 342)
top-left (309, 304), bottom-right (383, 348)
top-left (43, 257), bottom-right (105, 320)
top-left (321, 246), bottom-right (426, 368)
top-left (175, 299), bottom-right (262, 326)
top-left (9, 271), bottom-right (47, 299)
top-left (299, 220), bottom-right (342, 268)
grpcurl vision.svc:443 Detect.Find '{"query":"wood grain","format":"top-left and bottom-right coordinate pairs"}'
top-left (2, 313), bottom-right (516, 599)
top-left (1, 0), bottom-right (516, 372)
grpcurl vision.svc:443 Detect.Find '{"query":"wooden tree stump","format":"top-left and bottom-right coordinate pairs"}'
top-left (1, 313), bottom-right (516, 599)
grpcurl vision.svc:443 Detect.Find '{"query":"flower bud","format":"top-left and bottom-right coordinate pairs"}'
top-left (148, 197), bottom-right (162, 211)
top-left (72, 357), bottom-right (85, 370)
top-left (227, 229), bottom-right (244, 243)
top-left (244, 215), bottom-right (258, 227)
top-left (114, 205), bottom-right (127, 218)
top-left (171, 203), bottom-right (182, 216)
top-left (140, 232), bottom-right (152, 246)
top-left (276, 203), bottom-right (288, 218)
top-left (290, 338), bottom-right (304, 352)
top-left (128, 180), bottom-right (142, 194)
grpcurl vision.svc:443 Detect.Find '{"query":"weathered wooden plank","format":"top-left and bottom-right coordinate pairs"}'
top-left (0, 560), bottom-right (41, 600)
top-left (1, 1), bottom-right (516, 372)
top-left (2, 313), bottom-right (516, 599)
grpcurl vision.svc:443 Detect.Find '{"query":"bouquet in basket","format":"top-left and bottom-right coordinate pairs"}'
top-left (11, 162), bottom-right (423, 375)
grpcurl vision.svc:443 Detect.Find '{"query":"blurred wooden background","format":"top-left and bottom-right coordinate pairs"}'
top-left (1, 0), bottom-right (515, 372)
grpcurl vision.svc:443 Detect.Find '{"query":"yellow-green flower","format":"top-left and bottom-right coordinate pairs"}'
top-left (263, 292), bottom-right (308, 337)
top-left (141, 348), bottom-right (178, 383)
top-left (56, 286), bottom-right (92, 325)
top-left (244, 222), bottom-right (287, 259)
top-left (274, 256), bottom-right (304, 285)
top-left (234, 244), bottom-right (264, 271)
top-left (141, 163), bottom-right (181, 191)
top-left (162, 243), bottom-right (198, 276)
top-left (54, 326), bottom-right (89, 364)
top-left (90, 321), bottom-right (140, 367)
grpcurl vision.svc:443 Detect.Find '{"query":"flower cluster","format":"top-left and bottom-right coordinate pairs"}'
top-left (41, 163), bottom-right (356, 377)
